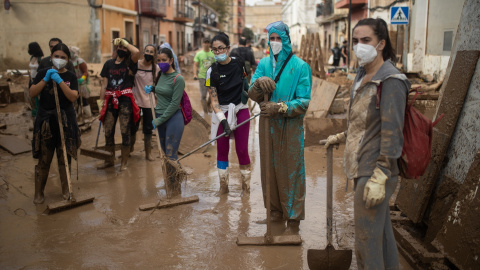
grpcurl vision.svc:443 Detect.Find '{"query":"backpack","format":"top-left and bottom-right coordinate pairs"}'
top-left (377, 84), bottom-right (444, 179)
top-left (154, 72), bottom-right (192, 125)
top-left (173, 74), bottom-right (192, 125)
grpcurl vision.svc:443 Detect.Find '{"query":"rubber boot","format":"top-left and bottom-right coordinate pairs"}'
top-left (144, 134), bottom-right (155, 161)
top-left (97, 145), bottom-right (115, 169)
top-left (120, 145), bottom-right (130, 171)
top-left (240, 169), bottom-right (251, 195)
top-left (218, 168), bottom-right (229, 194)
top-left (58, 165), bottom-right (70, 200)
top-left (285, 219), bottom-right (301, 234)
top-left (33, 165), bottom-right (48, 204)
top-left (83, 105), bottom-right (92, 118)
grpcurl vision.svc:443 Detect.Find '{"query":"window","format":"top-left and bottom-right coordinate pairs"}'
top-left (125, 20), bottom-right (134, 43)
top-left (443, 30), bottom-right (453, 51)
top-left (143, 30), bottom-right (149, 47)
top-left (112, 30), bottom-right (120, 52)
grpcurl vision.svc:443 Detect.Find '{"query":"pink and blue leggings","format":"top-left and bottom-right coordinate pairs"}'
top-left (216, 108), bottom-right (251, 169)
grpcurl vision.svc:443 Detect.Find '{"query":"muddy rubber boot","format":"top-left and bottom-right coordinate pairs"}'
top-left (83, 105), bottom-right (92, 118)
top-left (218, 168), bottom-right (229, 194)
top-left (33, 165), bottom-right (48, 204)
top-left (285, 219), bottom-right (301, 234)
top-left (120, 145), bottom-right (130, 171)
top-left (97, 145), bottom-right (115, 169)
top-left (144, 134), bottom-right (155, 161)
top-left (240, 169), bottom-right (251, 195)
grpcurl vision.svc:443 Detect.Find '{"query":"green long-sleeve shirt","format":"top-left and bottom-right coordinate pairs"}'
top-left (153, 71), bottom-right (184, 126)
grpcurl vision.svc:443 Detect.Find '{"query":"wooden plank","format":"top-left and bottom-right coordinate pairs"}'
top-left (0, 135), bottom-right (31, 155)
top-left (395, 50), bottom-right (480, 223)
top-left (432, 151), bottom-right (480, 270)
top-left (139, 195), bottom-right (199, 211)
top-left (47, 194), bottom-right (95, 213)
top-left (306, 80), bottom-right (339, 119)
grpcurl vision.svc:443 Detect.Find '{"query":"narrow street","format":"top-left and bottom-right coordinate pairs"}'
top-left (0, 63), bottom-right (412, 269)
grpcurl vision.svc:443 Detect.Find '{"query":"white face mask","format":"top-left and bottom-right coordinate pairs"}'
top-left (52, 58), bottom-right (67, 69)
top-left (353, 43), bottom-right (380, 66)
top-left (270, 41), bottom-right (282, 55)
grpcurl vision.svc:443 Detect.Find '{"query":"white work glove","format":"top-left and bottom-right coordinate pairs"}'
top-left (324, 132), bottom-right (346, 148)
top-left (113, 38), bottom-right (129, 47)
top-left (363, 167), bottom-right (388, 209)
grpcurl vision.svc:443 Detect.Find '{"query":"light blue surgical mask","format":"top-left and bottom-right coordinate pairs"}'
top-left (214, 53), bottom-right (228, 62)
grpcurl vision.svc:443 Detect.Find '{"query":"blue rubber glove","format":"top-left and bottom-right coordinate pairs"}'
top-left (43, 69), bottom-right (58, 82)
top-left (51, 73), bottom-right (63, 84)
top-left (152, 120), bottom-right (157, 130)
top-left (144, 85), bottom-right (154, 94)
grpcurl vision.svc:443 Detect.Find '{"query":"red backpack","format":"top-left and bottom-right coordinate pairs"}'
top-left (173, 74), bottom-right (192, 125)
top-left (377, 85), bottom-right (444, 179)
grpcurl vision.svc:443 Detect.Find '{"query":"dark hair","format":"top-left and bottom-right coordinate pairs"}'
top-left (239, 37), bottom-right (247, 46)
top-left (145, 44), bottom-right (158, 83)
top-left (28, 42), bottom-right (44, 58)
top-left (353, 18), bottom-right (396, 62)
top-left (49, 38), bottom-right (63, 44)
top-left (211, 32), bottom-right (230, 47)
top-left (203, 38), bottom-right (210, 43)
top-left (154, 47), bottom-right (177, 85)
top-left (50, 43), bottom-right (71, 59)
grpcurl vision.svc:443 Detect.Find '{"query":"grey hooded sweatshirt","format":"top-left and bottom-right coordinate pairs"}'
top-left (344, 60), bottom-right (411, 180)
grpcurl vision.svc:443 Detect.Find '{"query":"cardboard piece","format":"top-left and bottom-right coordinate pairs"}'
top-left (305, 79), bottom-right (339, 119)
top-left (0, 135), bottom-right (31, 155)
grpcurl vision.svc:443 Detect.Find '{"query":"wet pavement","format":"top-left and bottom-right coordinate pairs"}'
top-left (0, 76), bottom-right (412, 269)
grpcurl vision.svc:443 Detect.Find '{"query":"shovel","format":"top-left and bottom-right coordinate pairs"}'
top-left (307, 141), bottom-right (352, 269)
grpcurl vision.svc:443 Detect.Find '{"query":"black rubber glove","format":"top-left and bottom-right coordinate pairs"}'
top-left (220, 119), bottom-right (232, 137)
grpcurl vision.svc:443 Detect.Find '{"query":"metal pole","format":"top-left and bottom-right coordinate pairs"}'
top-left (347, 0), bottom-right (352, 71)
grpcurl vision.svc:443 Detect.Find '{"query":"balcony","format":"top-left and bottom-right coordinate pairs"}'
top-left (139, 0), bottom-right (166, 17)
top-left (335, 0), bottom-right (367, 9)
top-left (174, 1), bottom-right (194, 23)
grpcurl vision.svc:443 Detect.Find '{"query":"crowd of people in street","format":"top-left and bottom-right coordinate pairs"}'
top-left (27, 18), bottom-right (409, 269)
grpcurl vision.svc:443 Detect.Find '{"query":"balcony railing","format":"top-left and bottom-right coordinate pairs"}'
top-left (175, 1), bottom-right (194, 22)
top-left (139, 0), bottom-right (166, 17)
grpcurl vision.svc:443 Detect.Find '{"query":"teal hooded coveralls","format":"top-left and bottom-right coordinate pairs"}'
top-left (248, 23), bottom-right (312, 221)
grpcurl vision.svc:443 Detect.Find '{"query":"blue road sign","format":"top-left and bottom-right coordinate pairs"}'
top-left (390, 6), bottom-right (409, 25)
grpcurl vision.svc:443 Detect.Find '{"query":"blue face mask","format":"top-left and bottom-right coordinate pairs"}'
top-left (214, 53), bottom-right (228, 62)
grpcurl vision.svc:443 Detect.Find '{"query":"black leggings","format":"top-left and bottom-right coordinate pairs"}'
top-left (140, 107), bottom-right (154, 135)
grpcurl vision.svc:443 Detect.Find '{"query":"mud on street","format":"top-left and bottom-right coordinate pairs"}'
top-left (0, 68), bottom-right (411, 269)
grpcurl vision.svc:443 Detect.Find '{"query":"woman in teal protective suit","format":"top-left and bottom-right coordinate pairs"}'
top-left (248, 21), bottom-right (312, 232)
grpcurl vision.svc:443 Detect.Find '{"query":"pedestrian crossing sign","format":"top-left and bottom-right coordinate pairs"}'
top-left (390, 6), bottom-right (409, 25)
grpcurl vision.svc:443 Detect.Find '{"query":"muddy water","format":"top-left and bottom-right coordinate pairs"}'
top-left (0, 76), bottom-right (411, 269)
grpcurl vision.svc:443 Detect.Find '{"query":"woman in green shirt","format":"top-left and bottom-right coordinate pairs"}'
top-left (145, 47), bottom-right (185, 160)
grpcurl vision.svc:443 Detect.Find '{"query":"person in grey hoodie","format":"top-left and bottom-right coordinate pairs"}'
top-left (325, 18), bottom-right (410, 269)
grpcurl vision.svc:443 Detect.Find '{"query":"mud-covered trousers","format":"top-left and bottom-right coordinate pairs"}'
top-left (103, 96), bottom-right (135, 147)
top-left (156, 109), bottom-right (184, 160)
top-left (38, 136), bottom-right (71, 185)
top-left (216, 108), bottom-right (251, 169)
top-left (354, 175), bottom-right (399, 270)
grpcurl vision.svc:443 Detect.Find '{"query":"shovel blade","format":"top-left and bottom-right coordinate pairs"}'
top-left (307, 245), bottom-right (352, 270)
top-left (80, 148), bottom-right (113, 160)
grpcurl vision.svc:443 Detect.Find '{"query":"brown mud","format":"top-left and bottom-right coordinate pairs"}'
top-left (0, 69), bottom-right (412, 269)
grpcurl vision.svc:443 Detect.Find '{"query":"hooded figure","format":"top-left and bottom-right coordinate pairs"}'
top-left (248, 21), bottom-right (312, 230)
